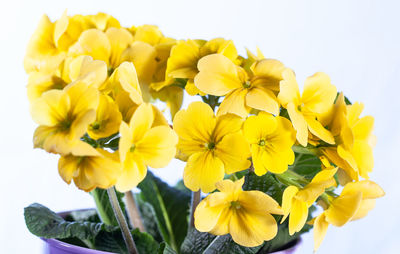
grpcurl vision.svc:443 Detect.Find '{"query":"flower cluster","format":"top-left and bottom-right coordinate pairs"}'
top-left (25, 11), bottom-right (384, 252)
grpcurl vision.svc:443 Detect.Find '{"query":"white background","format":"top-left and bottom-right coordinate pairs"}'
top-left (0, 0), bottom-right (399, 253)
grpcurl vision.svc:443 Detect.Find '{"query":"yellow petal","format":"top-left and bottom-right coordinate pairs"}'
top-left (195, 54), bottom-right (243, 96)
top-left (111, 62), bottom-right (143, 105)
top-left (30, 90), bottom-right (70, 126)
top-left (239, 191), bottom-right (283, 215)
top-left (215, 178), bottom-right (244, 196)
top-left (194, 196), bottom-right (227, 232)
top-left (214, 133), bottom-right (251, 174)
top-left (68, 29), bottom-right (111, 64)
top-left (119, 121), bottom-right (133, 163)
top-left (302, 72), bottom-right (337, 114)
top-left (352, 140), bottom-right (374, 178)
top-left (304, 116), bottom-right (335, 144)
top-left (281, 186), bottom-right (299, 222)
top-left (69, 109), bottom-right (96, 140)
top-left (250, 59), bottom-right (285, 92)
top-left (243, 112), bottom-right (278, 144)
top-left (136, 126), bottom-right (178, 168)
top-left (313, 213), bottom-right (329, 252)
top-left (341, 180), bottom-right (385, 199)
top-left (65, 80), bottom-right (99, 117)
top-left (183, 151), bottom-right (225, 193)
top-left (278, 69), bottom-right (301, 107)
top-left (116, 153), bottom-right (147, 192)
top-left (121, 41), bottom-right (157, 84)
top-left (67, 55), bottom-right (107, 88)
top-left (213, 113), bottom-right (244, 143)
top-left (106, 27), bottom-right (133, 68)
top-left (229, 209), bottom-right (278, 247)
top-left (325, 192), bottom-right (362, 227)
top-left (245, 86), bottom-right (280, 115)
top-left (166, 40), bottom-right (200, 79)
top-left (217, 88), bottom-right (250, 118)
top-left (287, 102), bottom-right (308, 146)
top-left (129, 103), bottom-right (154, 143)
top-left (351, 199), bottom-right (376, 221)
top-left (133, 25), bottom-right (163, 46)
top-left (288, 198), bottom-right (308, 235)
top-left (173, 101), bottom-right (216, 143)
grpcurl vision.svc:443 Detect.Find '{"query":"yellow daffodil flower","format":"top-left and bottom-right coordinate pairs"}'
top-left (87, 94), bottom-right (122, 140)
top-left (163, 38), bottom-right (238, 96)
top-left (313, 180), bottom-right (384, 251)
top-left (30, 81), bottom-right (100, 155)
top-left (243, 112), bottom-right (295, 175)
top-left (195, 54), bottom-right (285, 117)
top-left (173, 101), bottom-right (250, 193)
top-left (58, 148), bottom-right (121, 192)
top-left (194, 178), bottom-right (283, 247)
top-left (117, 103), bottom-right (178, 192)
top-left (281, 167), bottom-right (337, 235)
top-left (278, 69), bottom-right (337, 146)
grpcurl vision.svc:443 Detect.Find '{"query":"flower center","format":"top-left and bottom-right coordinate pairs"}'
top-left (230, 201), bottom-right (241, 209)
top-left (242, 81), bottom-right (251, 88)
top-left (258, 139), bottom-right (266, 146)
top-left (206, 142), bottom-right (215, 150)
top-left (91, 121), bottom-right (101, 130)
top-left (130, 144), bottom-right (136, 152)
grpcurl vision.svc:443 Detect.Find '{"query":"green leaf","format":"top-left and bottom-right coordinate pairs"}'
top-left (180, 229), bottom-right (261, 254)
top-left (66, 209), bottom-right (101, 223)
top-left (243, 171), bottom-right (284, 203)
top-left (90, 188), bottom-right (126, 226)
top-left (290, 153), bottom-right (322, 179)
top-left (135, 194), bottom-right (163, 242)
top-left (94, 228), bottom-right (159, 254)
top-left (24, 203), bottom-right (114, 240)
top-left (158, 242), bottom-right (178, 254)
top-left (138, 172), bottom-right (191, 252)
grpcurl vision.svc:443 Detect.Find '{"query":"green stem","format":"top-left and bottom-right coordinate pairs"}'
top-left (292, 145), bottom-right (318, 155)
top-left (276, 170), bottom-right (309, 188)
top-left (91, 189), bottom-right (114, 226)
top-left (107, 187), bottom-right (138, 254)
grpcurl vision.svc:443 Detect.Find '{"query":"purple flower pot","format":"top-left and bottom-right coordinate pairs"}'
top-left (41, 210), bottom-right (301, 254)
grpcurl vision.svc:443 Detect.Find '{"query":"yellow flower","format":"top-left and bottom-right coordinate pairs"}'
top-left (24, 15), bottom-right (66, 74)
top-left (243, 112), bottom-right (295, 175)
top-left (194, 178), bottom-right (283, 247)
top-left (102, 61), bottom-right (143, 122)
top-left (163, 38), bottom-right (238, 95)
top-left (30, 81), bottom-right (99, 155)
top-left (68, 27), bottom-right (134, 69)
top-left (87, 94), bottom-right (122, 140)
top-left (86, 12), bottom-right (121, 31)
top-left (173, 101), bottom-right (250, 193)
top-left (281, 167), bottom-right (337, 235)
top-left (117, 103), bottom-right (178, 192)
top-left (278, 69), bottom-right (337, 146)
top-left (195, 54), bottom-right (285, 117)
top-left (320, 93), bottom-right (375, 180)
top-left (27, 55), bottom-right (107, 103)
top-left (313, 180), bottom-right (384, 251)
top-left (58, 148), bottom-right (121, 192)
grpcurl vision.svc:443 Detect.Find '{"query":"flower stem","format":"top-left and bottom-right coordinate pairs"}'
top-left (189, 190), bottom-right (201, 228)
top-left (125, 191), bottom-right (145, 232)
top-left (107, 187), bottom-right (138, 254)
top-left (276, 170), bottom-right (309, 188)
top-left (203, 235), bottom-right (221, 254)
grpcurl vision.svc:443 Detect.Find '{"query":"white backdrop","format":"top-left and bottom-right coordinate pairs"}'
top-left (1, 0), bottom-right (399, 253)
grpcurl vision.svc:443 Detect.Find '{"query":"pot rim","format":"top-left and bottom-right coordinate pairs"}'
top-left (42, 238), bottom-right (115, 254)
top-left (42, 209), bottom-right (302, 254)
